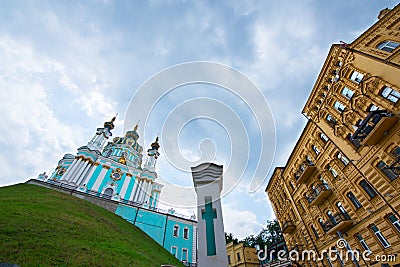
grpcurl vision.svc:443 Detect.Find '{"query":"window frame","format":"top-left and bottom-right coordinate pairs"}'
top-left (173, 225), bottom-right (179, 237)
top-left (347, 191), bottom-right (362, 209)
top-left (388, 214), bottom-right (400, 233)
top-left (370, 224), bottom-right (391, 248)
top-left (183, 227), bottom-right (189, 240)
top-left (350, 71), bottom-right (364, 83)
top-left (380, 86), bottom-right (400, 104)
top-left (341, 86), bottom-right (355, 99)
top-left (337, 152), bottom-right (350, 166)
top-left (333, 100), bottom-right (346, 113)
top-left (377, 40), bottom-right (400, 52)
top-left (320, 133), bottom-right (329, 143)
top-left (359, 180), bottom-right (377, 199)
top-left (355, 233), bottom-right (370, 252)
top-left (376, 160), bottom-right (398, 181)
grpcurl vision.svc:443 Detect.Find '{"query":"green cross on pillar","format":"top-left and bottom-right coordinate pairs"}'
top-left (201, 197), bottom-right (217, 256)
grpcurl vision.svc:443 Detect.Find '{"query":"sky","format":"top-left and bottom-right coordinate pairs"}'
top-left (0, 0), bottom-right (398, 239)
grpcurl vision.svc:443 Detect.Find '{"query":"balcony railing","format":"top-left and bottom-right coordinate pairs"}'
top-left (295, 160), bottom-right (317, 184)
top-left (282, 220), bottom-right (296, 234)
top-left (322, 212), bottom-right (353, 234)
top-left (306, 183), bottom-right (332, 205)
top-left (351, 110), bottom-right (398, 146)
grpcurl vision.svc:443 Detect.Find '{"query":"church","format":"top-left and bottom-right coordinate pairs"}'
top-left (38, 117), bottom-right (198, 265)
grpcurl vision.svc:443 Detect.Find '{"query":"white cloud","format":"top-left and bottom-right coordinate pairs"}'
top-left (222, 203), bottom-right (261, 239)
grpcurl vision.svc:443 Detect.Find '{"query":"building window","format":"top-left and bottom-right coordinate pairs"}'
top-left (388, 214), bottom-right (400, 233)
top-left (320, 133), bottom-right (329, 143)
top-left (350, 71), bottom-right (364, 83)
top-left (327, 165), bottom-right (338, 178)
top-left (173, 225), bottom-right (179, 237)
top-left (341, 86), bottom-right (354, 99)
top-left (336, 202), bottom-right (347, 215)
top-left (183, 227), bottom-right (189, 239)
top-left (359, 180), bottom-right (377, 199)
top-left (377, 160), bottom-right (398, 181)
top-left (392, 146), bottom-right (400, 157)
top-left (367, 104), bottom-right (381, 112)
top-left (380, 86), bottom-right (400, 104)
top-left (182, 248), bottom-right (188, 262)
top-left (347, 192), bottom-right (362, 209)
top-left (336, 152), bottom-right (350, 166)
top-left (377, 40), bottom-right (400, 52)
top-left (333, 101), bottom-right (346, 113)
top-left (326, 114), bottom-right (337, 126)
top-left (324, 252), bottom-right (334, 267)
top-left (333, 246), bottom-right (345, 266)
top-left (228, 255), bottom-right (231, 264)
top-left (312, 145), bottom-right (320, 155)
top-left (371, 224), bottom-right (390, 248)
top-left (171, 246), bottom-right (178, 257)
top-left (356, 233), bottom-right (370, 252)
top-left (311, 225), bottom-right (319, 239)
top-left (237, 252), bottom-right (241, 262)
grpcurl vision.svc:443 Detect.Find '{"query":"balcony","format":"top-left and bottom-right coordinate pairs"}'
top-left (351, 111), bottom-right (398, 146)
top-left (306, 183), bottom-right (332, 205)
top-left (295, 161), bottom-right (317, 184)
top-left (282, 220), bottom-right (296, 234)
top-left (322, 212), bottom-right (353, 234)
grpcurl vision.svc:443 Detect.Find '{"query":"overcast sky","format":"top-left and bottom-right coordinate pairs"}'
top-left (1, 0), bottom-right (398, 239)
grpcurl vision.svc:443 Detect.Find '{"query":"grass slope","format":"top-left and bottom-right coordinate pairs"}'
top-left (0, 183), bottom-right (184, 267)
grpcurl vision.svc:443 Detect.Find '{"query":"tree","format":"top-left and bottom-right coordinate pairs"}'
top-left (241, 219), bottom-right (283, 248)
top-left (225, 232), bottom-right (239, 244)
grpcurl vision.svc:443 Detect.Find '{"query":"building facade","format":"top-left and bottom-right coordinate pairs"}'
top-left (226, 242), bottom-right (259, 267)
top-left (38, 117), bottom-right (198, 265)
top-left (266, 5), bottom-right (400, 267)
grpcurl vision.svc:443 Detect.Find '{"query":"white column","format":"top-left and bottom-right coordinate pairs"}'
top-left (129, 177), bottom-right (139, 202)
top-left (77, 163), bottom-right (93, 185)
top-left (141, 181), bottom-right (151, 204)
top-left (134, 179), bottom-right (144, 203)
top-left (67, 158), bottom-right (84, 182)
top-left (119, 175), bottom-right (131, 200)
top-left (72, 161), bottom-right (89, 184)
top-left (92, 167), bottom-right (109, 192)
top-left (80, 164), bottom-right (98, 186)
top-left (61, 158), bottom-right (79, 181)
top-left (144, 182), bottom-right (153, 204)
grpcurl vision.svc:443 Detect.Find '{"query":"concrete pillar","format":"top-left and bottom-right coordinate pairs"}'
top-left (129, 177), bottom-right (140, 202)
top-left (192, 162), bottom-right (228, 267)
top-left (92, 166), bottom-right (109, 191)
top-left (134, 179), bottom-right (143, 203)
top-left (67, 158), bottom-right (84, 182)
top-left (76, 163), bottom-right (93, 185)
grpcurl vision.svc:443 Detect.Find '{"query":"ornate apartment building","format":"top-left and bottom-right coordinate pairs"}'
top-left (266, 5), bottom-right (400, 267)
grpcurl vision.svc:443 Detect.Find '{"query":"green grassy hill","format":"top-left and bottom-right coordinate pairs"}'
top-left (0, 183), bottom-right (185, 267)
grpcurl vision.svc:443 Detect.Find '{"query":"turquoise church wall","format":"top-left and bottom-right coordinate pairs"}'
top-left (115, 204), bottom-right (195, 263)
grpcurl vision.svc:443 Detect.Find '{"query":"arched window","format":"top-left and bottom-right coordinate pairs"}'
top-left (104, 188), bottom-right (114, 199)
top-left (377, 40), bottom-right (400, 52)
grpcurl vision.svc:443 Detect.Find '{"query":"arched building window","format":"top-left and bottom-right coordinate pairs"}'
top-left (377, 40), bottom-right (400, 52)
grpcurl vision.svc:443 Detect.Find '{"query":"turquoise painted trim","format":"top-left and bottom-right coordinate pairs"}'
top-left (96, 168), bottom-right (113, 193)
top-left (116, 173), bottom-right (127, 195)
top-left (86, 165), bottom-right (103, 190)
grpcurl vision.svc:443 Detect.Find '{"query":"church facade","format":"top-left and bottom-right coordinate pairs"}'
top-left (39, 117), bottom-right (198, 265)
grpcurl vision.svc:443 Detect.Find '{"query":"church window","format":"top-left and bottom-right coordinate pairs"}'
top-left (380, 86), bottom-right (400, 104)
top-left (350, 71), bottom-right (364, 83)
top-left (377, 40), bottom-right (400, 52)
top-left (171, 246), bottom-right (178, 257)
top-left (173, 225), bottom-right (179, 237)
top-left (341, 86), bottom-right (354, 99)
